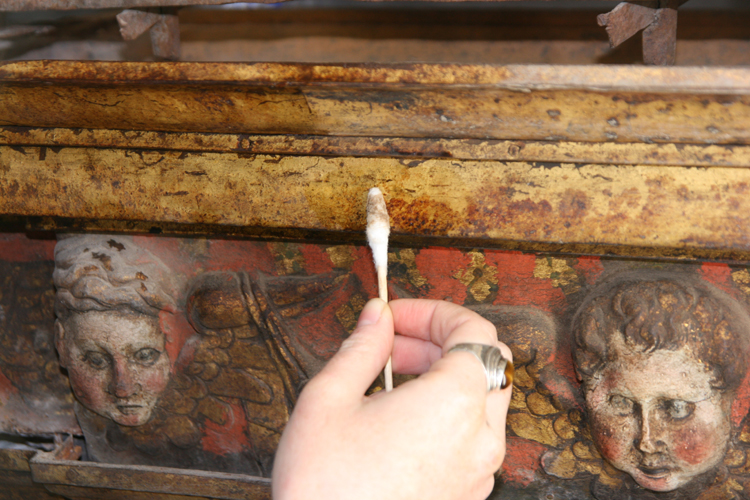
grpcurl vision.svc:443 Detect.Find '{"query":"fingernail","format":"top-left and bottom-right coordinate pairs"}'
top-left (357, 298), bottom-right (386, 327)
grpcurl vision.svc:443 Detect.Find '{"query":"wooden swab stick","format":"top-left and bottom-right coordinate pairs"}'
top-left (366, 187), bottom-right (393, 392)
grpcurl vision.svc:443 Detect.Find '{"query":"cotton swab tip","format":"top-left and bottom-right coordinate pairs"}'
top-left (366, 188), bottom-right (390, 270)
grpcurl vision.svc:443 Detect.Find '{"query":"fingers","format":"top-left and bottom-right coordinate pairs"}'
top-left (389, 299), bottom-right (499, 353)
top-left (485, 386), bottom-right (512, 452)
top-left (390, 299), bottom-right (513, 379)
top-left (390, 298), bottom-right (512, 471)
top-left (310, 298), bottom-right (394, 402)
top-left (391, 335), bottom-right (441, 374)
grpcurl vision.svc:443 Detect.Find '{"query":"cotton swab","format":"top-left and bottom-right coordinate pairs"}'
top-left (366, 187), bottom-right (392, 392)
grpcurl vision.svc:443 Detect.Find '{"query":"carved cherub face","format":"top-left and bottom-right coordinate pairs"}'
top-left (56, 310), bottom-right (170, 426)
top-left (585, 347), bottom-right (731, 492)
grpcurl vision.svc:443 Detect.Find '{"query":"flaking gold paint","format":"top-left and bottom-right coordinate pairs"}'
top-left (5, 146), bottom-right (750, 252)
top-left (3, 62), bottom-right (750, 145)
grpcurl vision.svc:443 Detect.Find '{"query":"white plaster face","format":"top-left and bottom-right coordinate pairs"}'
top-left (56, 310), bottom-right (170, 426)
top-left (585, 347), bottom-right (731, 492)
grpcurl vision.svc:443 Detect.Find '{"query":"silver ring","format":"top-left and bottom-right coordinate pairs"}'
top-left (448, 343), bottom-right (514, 391)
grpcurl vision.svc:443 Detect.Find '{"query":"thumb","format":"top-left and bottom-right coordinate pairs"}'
top-left (313, 298), bottom-right (393, 401)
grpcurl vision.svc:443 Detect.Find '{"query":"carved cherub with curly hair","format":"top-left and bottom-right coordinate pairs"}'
top-left (573, 272), bottom-right (750, 495)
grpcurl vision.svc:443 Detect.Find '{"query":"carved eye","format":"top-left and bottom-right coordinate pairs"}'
top-left (663, 399), bottom-right (695, 421)
top-left (609, 395), bottom-right (634, 415)
top-left (84, 351), bottom-right (109, 370)
top-left (133, 348), bottom-right (161, 366)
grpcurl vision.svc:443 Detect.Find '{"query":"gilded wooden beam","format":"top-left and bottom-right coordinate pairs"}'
top-left (0, 0), bottom-right (649, 11)
top-left (3, 127), bottom-right (750, 168)
top-left (3, 145), bottom-right (750, 253)
top-left (2, 62), bottom-right (750, 145)
top-left (31, 451), bottom-right (271, 499)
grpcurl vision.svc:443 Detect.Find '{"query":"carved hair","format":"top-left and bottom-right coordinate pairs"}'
top-left (54, 235), bottom-right (177, 321)
top-left (573, 272), bottom-right (750, 393)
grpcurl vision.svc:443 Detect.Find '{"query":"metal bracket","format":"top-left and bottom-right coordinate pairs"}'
top-left (117, 8), bottom-right (180, 60)
top-left (597, 0), bottom-right (689, 65)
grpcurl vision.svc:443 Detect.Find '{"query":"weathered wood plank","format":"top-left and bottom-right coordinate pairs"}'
top-left (1, 63), bottom-right (749, 145)
top-left (3, 145), bottom-right (750, 253)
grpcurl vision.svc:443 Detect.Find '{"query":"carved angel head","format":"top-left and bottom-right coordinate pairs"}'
top-left (53, 235), bottom-right (178, 426)
top-left (572, 273), bottom-right (750, 493)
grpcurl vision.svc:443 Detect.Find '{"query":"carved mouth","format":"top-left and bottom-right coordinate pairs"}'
top-left (117, 405), bottom-right (144, 415)
top-left (638, 466), bottom-right (671, 478)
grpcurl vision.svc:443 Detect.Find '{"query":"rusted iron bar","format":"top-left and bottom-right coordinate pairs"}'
top-left (3, 145), bottom-right (750, 254)
top-left (3, 127), bottom-right (750, 169)
top-left (1, 62), bottom-right (749, 145)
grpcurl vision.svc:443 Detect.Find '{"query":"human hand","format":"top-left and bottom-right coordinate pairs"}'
top-left (272, 298), bottom-right (513, 500)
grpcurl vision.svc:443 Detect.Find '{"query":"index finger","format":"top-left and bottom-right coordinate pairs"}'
top-left (389, 299), bottom-right (500, 353)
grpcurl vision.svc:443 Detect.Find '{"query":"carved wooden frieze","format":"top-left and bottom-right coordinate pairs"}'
top-left (3, 232), bottom-right (750, 499)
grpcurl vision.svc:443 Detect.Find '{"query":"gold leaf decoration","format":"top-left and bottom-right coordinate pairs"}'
top-left (553, 413), bottom-right (577, 440)
top-left (453, 251), bottom-right (499, 302)
top-left (724, 446), bottom-right (746, 468)
top-left (268, 242), bottom-right (305, 276)
top-left (597, 460), bottom-right (625, 488)
top-left (732, 269), bottom-right (750, 295)
top-left (335, 293), bottom-right (368, 333)
top-left (544, 443), bottom-right (604, 480)
top-left (507, 411), bottom-right (561, 447)
top-left (509, 387), bottom-right (528, 411)
top-left (532, 256), bottom-right (581, 295)
top-left (326, 246), bottom-right (356, 269)
top-left (389, 248), bottom-right (428, 288)
top-left (526, 392), bottom-right (558, 416)
top-left (740, 419), bottom-right (750, 444)
top-left (543, 446), bottom-right (578, 479)
top-left (572, 441), bottom-right (600, 461)
top-left (512, 365), bottom-right (535, 390)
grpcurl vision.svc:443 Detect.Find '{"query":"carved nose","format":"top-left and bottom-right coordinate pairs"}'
top-left (636, 408), bottom-right (665, 454)
top-left (109, 359), bottom-right (140, 399)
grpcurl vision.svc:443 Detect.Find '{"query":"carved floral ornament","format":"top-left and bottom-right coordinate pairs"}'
top-left (13, 233), bottom-right (749, 498)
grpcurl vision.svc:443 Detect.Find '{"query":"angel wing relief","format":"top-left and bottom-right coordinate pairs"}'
top-left (465, 305), bottom-right (589, 497)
